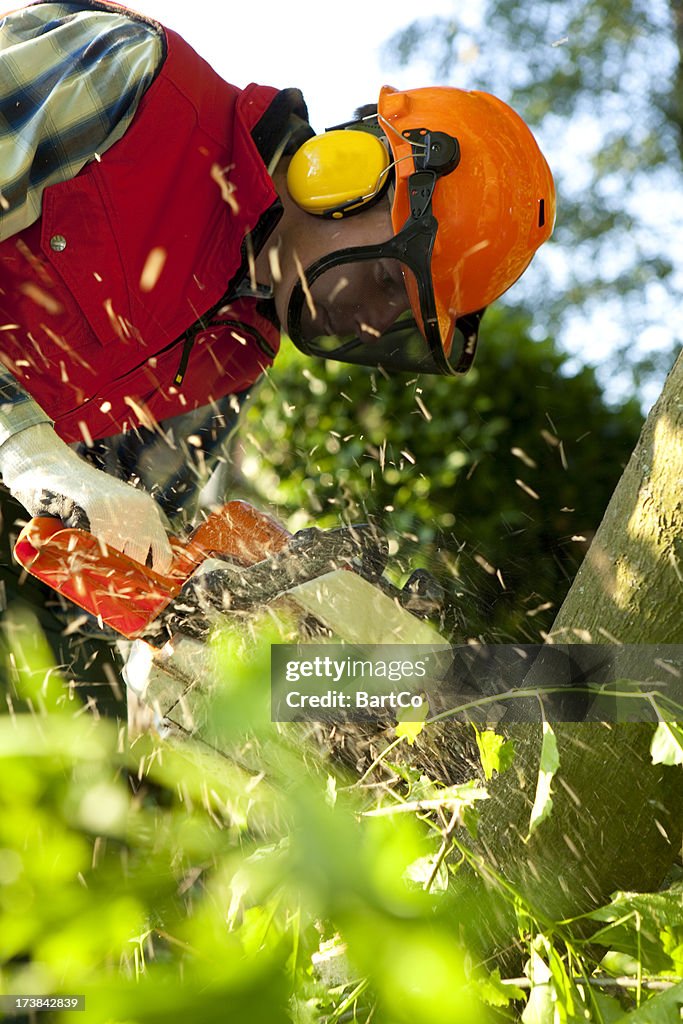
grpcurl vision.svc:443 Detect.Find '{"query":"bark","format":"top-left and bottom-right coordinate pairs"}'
top-left (548, 350), bottom-right (683, 643)
top-left (442, 350), bottom-right (683, 964)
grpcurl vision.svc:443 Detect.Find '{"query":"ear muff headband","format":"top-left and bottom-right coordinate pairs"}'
top-left (286, 129), bottom-right (391, 218)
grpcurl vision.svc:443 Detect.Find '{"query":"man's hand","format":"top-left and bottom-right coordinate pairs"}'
top-left (0, 423), bottom-right (173, 573)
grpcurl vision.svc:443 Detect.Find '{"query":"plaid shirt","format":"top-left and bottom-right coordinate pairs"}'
top-left (0, 1), bottom-right (162, 445)
top-left (1, 4), bottom-right (254, 527)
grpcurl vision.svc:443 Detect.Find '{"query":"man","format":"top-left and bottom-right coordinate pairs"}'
top-left (0, 1), bottom-right (555, 708)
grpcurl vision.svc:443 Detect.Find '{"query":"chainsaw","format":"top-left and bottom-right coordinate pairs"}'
top-left (14, 501), bottom-right (446, 729)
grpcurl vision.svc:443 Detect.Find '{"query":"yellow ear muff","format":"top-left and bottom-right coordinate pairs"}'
top-left (286, 130), bottom-right (391, 218)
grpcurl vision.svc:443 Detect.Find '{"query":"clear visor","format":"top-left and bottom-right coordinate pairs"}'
top-left (302, 311), bottom-right (476, 375)
top-left (289, 251), bottom-right (482, 375)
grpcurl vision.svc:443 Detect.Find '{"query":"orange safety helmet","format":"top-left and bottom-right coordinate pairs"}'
top-left (286, 84), bottom-right (555, 375)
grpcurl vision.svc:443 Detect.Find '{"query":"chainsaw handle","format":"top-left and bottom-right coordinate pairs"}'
top-left (13, 500), bottom-right (292, 639)
top-left (187, 500), bottom-right (291, 567)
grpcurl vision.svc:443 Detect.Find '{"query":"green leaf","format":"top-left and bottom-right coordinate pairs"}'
top-left (601, 951), bottom-right (642, 977)
top-left (590, 991), bottom-right (630, 1024)
top-left (462, 803), bottom-right (481, 840)
top-left (612, 980), bottom-right (683, 1023)
top-left (522, 950), bottom-right (554, 1024)
top-left (438, 780), bottom-right (490, 812)
top-left (408, 774), bottom-right (443, 802)
top-left (650, 722), bottom-right (683, 766)
top-left (403, 854), bottom-right (449, 893)
top-left (660, 929), bottom-right (683, 975)
top-left (394, 717), bottom-right (426, 744)
top-left (521, 983), bottom-right (554, 1024)
top-left (395, 697), bottom-right (429, 745)
top-left (544, 937), bottom-right (579, 1020)
top-left (588, 886), bottom-right (683, 973)
top-left (384, 760), bottom-right (423, 787)
top-left (526, 722), bottom-right (560, 839)
top-left (478, 967), bottom-right (525, 1007)
top-left (473, 727), bottom-right (515, 780)
top-left (590, 887), bottom-right (683, 933)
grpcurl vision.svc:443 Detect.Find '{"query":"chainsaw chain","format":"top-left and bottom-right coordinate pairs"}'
top-left (145, 524), bottom-right (444, 645)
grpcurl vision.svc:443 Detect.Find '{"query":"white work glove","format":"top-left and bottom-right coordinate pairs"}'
top-left (0, 423), bottom-right (173, 573)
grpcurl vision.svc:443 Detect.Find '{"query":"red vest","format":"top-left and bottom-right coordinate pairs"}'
top-left (0, 23), bottom-right (282, 442)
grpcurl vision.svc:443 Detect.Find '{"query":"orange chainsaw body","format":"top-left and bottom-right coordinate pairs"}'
top-left (13, 501), bottom-right (291, 639)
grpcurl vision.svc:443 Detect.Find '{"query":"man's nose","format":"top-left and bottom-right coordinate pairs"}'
top-left (355, 296), bottom-right (409, 343)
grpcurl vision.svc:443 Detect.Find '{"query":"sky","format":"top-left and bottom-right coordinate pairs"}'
top-left (120, 0), bottom-right (457, 129)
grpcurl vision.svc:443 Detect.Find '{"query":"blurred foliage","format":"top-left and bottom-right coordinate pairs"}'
top-left (0, 610), bottom-right (488, 1024)
top-left (382, 0), bottom-right (683, 398)
top-left (1, 611), bottom-right (682, 1022)
top-left (238, 310), bottom-right (642, 639)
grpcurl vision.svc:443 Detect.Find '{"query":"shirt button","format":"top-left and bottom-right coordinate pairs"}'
top-left (50, 234), bottom-right (67, 252)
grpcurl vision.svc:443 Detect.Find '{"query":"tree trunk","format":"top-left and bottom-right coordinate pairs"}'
top-left (549, 352), bottom-right (683, 643)
top-left (441, 350), bottom-right (683, 963)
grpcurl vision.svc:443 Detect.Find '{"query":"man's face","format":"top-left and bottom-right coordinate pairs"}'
top-left (300, 256), bottom-right (409, 343)
top-left (270, 195), bottom-right (411, 345)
